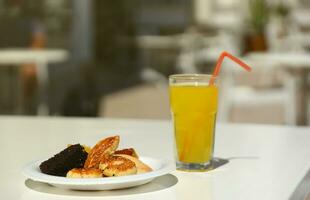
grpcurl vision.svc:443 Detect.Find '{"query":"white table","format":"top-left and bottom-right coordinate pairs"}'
top-left (1, 117), bottom-right (310, 200)
top-left (0, 49), bottom-right (69, 115)
top-left (246, 52), bottom-right (310, 125)
top-left (293, 9), bottom-right (310, 28)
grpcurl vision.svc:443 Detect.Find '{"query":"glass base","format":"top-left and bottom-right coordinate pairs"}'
top-left (176, 158), bottom-right (229, 172)
top-left (176, 160), bottom-right (213, 172)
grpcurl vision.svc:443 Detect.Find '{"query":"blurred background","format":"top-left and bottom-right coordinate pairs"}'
top-left (0, 0), bottom-right (310, 126)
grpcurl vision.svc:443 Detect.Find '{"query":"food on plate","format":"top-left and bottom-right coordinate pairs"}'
top-left (117, 154), bottom-right (152, 174)
top-left (39, 144), bottom-right (88, 177)
top-left (67, 144), bottom-right (91, 154)
top-left (40, 135), bottom-right (152, 178)
top-left (99, 155), bottom-right (137, 177)
top-left (115, 148), bottom-right (139, 158)
top-left (83, 145), bottom-right (92, 154)
top-left (84, 135), bottom-right (119, 169)
top-left (66, 168), bottom-right (103, 178)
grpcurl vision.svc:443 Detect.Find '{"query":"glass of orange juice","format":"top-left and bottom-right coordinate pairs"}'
top-left (169, 74), bottom-right (218, 171)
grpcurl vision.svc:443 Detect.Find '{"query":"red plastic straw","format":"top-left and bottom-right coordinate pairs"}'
top-left (209, 51), bottom-right (252, 85)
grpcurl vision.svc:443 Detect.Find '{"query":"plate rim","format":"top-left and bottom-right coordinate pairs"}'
top-left (22, 156), bottom-right (175, 186)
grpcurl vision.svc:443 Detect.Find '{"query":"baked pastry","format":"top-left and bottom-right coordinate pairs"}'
top-left (114, 148), bottom-right (138, 158)
top-left (66, 168), bottom-right (103, 178)
top-left (39, 144), bottom-right (88, 177)
top-left (84, 135), bottom-right (119, 169)
top-left (99, 155), bottom-right (137, 177)
top-left (40, 135), bottom-right (152, 179)
top-left (117, 154), bottom-right (152, 174)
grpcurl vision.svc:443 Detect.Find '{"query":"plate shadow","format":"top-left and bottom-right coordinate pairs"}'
top-left (25, 174), bottom-right (178, 197)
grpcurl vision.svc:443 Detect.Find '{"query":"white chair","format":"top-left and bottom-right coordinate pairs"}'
top-left (266, 7), bottom-right (310, 53)
top-left (218, 59), bottom-right (297, 125)
top-left (176, 29), bottom-right (239, 74)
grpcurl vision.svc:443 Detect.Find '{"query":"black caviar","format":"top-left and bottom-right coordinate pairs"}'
top-left (39, 144), bottom-right (88, 177)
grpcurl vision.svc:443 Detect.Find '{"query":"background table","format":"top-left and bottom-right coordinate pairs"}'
top-left (246, 52), bottom-right (310, 125)
top-left (0, 49), bottom-right (69, 115)
top-left (1, 117), bottom-right (310, 200)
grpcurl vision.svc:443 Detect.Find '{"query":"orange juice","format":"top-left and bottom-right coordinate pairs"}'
top-left (170, 84), bottom-right (218, 164)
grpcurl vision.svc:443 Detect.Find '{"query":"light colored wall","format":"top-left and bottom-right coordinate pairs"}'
top-left (194, 0), bottom-right (300, 24)
top-left (193, 0), bottom-right (213, 25)
top-left (71, 0), bottom-right (93, 63)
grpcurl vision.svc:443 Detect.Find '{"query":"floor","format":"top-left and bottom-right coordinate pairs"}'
top-left (99, 83), bottom-right (286, 125)
top-left (100, 84), bottom-right (170, 119)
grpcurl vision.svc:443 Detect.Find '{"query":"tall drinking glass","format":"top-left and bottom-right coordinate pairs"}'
top-left (169, 74), bottom-right (218, 171)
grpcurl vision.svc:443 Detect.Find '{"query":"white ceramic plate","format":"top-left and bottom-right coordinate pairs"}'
top-left (22, 157), bottom-right (175, 190)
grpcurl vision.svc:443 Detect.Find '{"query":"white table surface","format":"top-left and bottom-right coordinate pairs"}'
top-left (0, 49), bottom-right (68, 64)
top-left (1, 116), bottom-right (310, 200)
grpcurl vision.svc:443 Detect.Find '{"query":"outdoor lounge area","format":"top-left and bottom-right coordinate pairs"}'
top-left (2, 0), bottom-right (310, 200)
